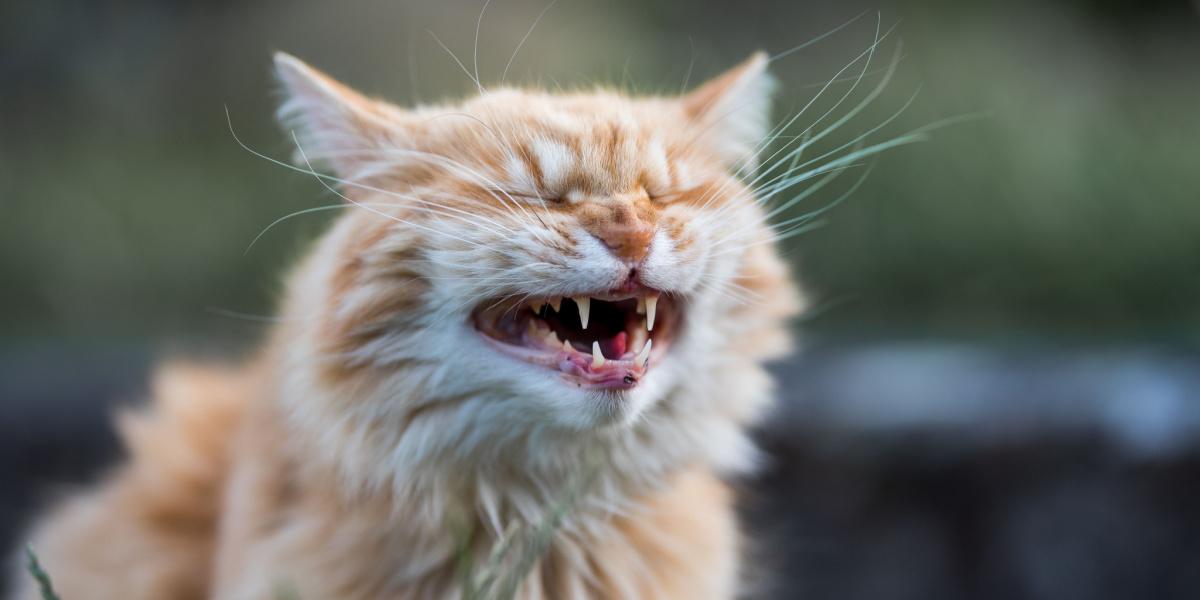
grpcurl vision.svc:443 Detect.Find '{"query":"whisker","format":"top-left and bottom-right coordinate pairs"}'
top-left (699, 33), bottom-right (902, 230)
top-left (203, 307), bottom-right (299, 324)
top-left (429, 30), bottom-right (482, 92)
top-left (689, 17), bottom-right (894, 215)
top-left (760, 43), bottom-right (908, 190)
top-left (291, 132), bottom-right (493, 250)
top-left (227, 110), bottom-right (534, 248)
top-left (473, 0), bottom-right (494, 95)
top-left (768, 10), bottom-right (870, 63)
top-left (321, 126), bottom-right (557, 246)
top-left (679, 36), bottom-right (696, 94)
top-left (501, 0), bottom-right (559, 85)
top-left (736, 18), bottom-right (894, 198)
top-left (245, 203), bottom-right (354, 254)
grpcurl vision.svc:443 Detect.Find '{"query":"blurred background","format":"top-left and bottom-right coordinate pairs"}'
top-left (3, 0), bottom-right (1200, 598)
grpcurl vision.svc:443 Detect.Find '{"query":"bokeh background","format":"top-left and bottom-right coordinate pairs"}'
top-left (3, 0), bottom-right (1200, 598)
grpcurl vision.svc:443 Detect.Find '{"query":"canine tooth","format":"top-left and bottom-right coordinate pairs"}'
top-left (636, 297), bottom-right (646, 315)
top-left (635, 339), bottom-right (653, 366)
top-left (548, 298), bottom-right (561, 312)
top-left (628, 328), bottom-right (648, 356)
top-left (530, 300), bottom-right (545, 313)
top-left (574, 296), bottom-right (590, 329)
top-left (591, 341), bottom-right (605, 367)
top-left (544, 330), bottom-right (559, 346)
top-left (562, 339), bottom-right (572, 352)
top-left (645, 295), bottom-right (658, 331)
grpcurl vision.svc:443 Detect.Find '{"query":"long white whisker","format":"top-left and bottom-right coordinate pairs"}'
top-left (737, 18), bottom-right (893, 198)
top-left (704, 162), bottom-right (862, 250)
top-left (679, 36), bottom-right (696, 94)
top-left (365, 143), bottom-right (556, 244)
top-left (429, 31), bottom-right (482, 92)
top-left (763, 43), bottom-right (907, 186)
top-left (502, 0), bottom-right (559, 84)
top-left (347, 110), bottom-right (558, 244)
top-left (711, 163), bottom-right (876, 257)
top-left (234, 122), bottom-right (539, 246)
top-left (295, 146), bottom-right (526, 233)
top-left (698, 31), bottom-right (898, 230)
top-left (768, 10), bottom-right (870, 62)
top-left (689, 17), bottom-right (893, 216)
top-left (227, 111), bottom-right (525, 249)
top-left (473, 0), bottom-right (493, 95)
top-left (290, 132), bottom-right (492, 249)
top-left (245, 202), bottom-right (398, 255)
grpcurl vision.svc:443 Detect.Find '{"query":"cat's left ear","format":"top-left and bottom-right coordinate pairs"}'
top-left (680, 51), bottom-right (775, 169)
top-left (273, 52), bottom-right (410, 177)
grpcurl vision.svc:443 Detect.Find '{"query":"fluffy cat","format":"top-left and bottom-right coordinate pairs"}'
top-left (13, 51), bottom-right (801, 599)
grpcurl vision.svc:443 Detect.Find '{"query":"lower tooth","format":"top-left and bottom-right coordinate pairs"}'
top-left (591, 341), bottom-right (605, 367)
top-left (628, 329), bottom-right (648, 355)
top-left (635, 339), bottom-right (653, 366)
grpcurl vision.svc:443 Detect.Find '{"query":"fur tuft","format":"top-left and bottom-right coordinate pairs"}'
top-left (12, 364), bottom-right (247, 600)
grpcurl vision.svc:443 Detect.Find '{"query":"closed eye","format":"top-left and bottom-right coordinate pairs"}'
top-left (651, 183), bottom-right (706, 205)
top-left (491, 190), bottom-right (563, 204)
top-left (650, 191), bottom-right (685, 204)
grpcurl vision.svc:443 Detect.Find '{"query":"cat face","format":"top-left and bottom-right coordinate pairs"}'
top-left (273, 53), bottom-right (796, 435)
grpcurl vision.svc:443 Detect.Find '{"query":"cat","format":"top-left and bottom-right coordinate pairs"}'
top-left (12, 50), bottom-right (801, 599)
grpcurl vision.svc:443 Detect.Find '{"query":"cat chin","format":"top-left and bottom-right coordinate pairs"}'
top-left (467, 347), bottom-right (672, 431)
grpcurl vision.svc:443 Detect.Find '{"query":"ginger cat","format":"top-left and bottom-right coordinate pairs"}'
top-left (13, 51), bottom-right (801, 599)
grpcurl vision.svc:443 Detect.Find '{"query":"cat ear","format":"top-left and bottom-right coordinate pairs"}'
top-left (273, 52), bottom-right (408, 177)
top-left (680, 51), bottom-right (775, 169)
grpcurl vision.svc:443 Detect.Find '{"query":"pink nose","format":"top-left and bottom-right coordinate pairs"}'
top-left (593, 214), bottom-right (653, 264)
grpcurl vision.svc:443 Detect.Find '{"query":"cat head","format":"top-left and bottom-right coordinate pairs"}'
top-left (270, 52), bottom-right (800, 492)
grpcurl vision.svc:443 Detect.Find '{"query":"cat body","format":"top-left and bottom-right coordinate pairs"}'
top-left (13, 52), bottom-right (800, 599)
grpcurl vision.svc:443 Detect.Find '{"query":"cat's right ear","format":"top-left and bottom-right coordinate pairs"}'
top-left (680, 52), bottom-right (775, 170)
top-left (273, 52), bottom-right (409, 177)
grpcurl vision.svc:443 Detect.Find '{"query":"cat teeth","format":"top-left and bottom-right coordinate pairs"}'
top-left (635, 339), bottom-right (653, 367)
top-left (628, 328), bottom-right (648, 356)
top-left (527, 294), bottom-right (657, 343)
top-left (591, 341), bottom-right (605, 367)
top-left (574, 296), bottom-right (590, 329)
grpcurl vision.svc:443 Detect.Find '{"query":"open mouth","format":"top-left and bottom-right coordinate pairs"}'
top-left (472, 290), bottom-right (679, 390)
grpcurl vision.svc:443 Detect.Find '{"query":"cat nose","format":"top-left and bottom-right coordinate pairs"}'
top-left (593, 206), bottom-right (654, 264)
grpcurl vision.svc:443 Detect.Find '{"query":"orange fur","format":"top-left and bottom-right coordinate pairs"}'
top-left (13, 52), bottom-right (801, 599)
top-left (14, 364), bottom-right (248, 600)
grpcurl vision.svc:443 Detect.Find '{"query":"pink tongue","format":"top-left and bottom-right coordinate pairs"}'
top-left (603, 331), bottom-right (627, 359)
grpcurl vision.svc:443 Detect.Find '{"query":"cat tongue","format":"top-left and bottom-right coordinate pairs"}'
top-left (602, 331), bottom-right (627, 359)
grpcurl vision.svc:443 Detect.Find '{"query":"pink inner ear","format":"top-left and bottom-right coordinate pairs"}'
top-left (681, 51), bottom-right (770, 120)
